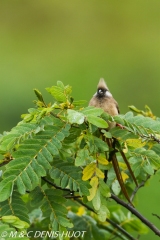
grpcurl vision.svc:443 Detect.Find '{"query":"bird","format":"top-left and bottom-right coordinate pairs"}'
top-left (89, 78), bottom-right (119, 128)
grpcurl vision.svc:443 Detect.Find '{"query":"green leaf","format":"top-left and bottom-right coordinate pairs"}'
top-left (0, 122), bottom-right (71, 197)
top-left (16, 176), bottom-right (26, 195)
top-left (81, 106), bottom-right (104, 117)
top-left (57, 81), bottom-right (64, 88)
top-left (99, 180), bottom-right (111, 198)
top-left (0, 181), bottom-right (13, 202)
top-left (40, 188), bottom-right (73, 230)
top-left (92, 136), bottom-right (108, 152)
top-left (73, 100), bottom-right (87, 106)
top-left (0, 122), bottom-right (37, 153)
top-left (130, 148), bottom-right (160, 177)
top-left (112, 180), bottom-right (121, 195)
top-left (97, 205), bottom-right (110, 222)
top-left (75, 149), bottom-right (89, 166)
top-left (2, 216), bottom-right (29, 229)
top-left (34, 89), bottom-right (45, 103)
top-left (2, 215), bottom-right (19, 224)
top-left (87, 115), bottom-right (108, 128)
top-left (92, 188), bottom-right (101, 210)
top-left (57, 216), bottom-right (73, 228)
top-left (143, 163), bottom-right (154, 175)
top-left (46, 86), bottom-right (66, 102)
top-left (110, 127), bottom-right (138, 141)
top-left (67, 109), bottom-right (85, 124)
top-left (101, 129), bottom-right (112, 138)
top-left (0, 191), bottom-right (28, 224)
top-left (49, 161), bottom-right (89, 196)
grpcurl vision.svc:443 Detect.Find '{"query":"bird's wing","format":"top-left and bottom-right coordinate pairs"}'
top-left (116, 102), bottom-right (120, 114)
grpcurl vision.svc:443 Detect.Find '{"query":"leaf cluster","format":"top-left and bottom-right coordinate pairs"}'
top-left (0, 81), bottom-right (160, 239)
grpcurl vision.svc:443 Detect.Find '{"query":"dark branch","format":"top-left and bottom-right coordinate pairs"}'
top-left (42, 177), bottom-right (70, 192)
top-left (152, 213), bottom-right (160, 220)
top-left (130, 175), bottom-right (150, 202)
top-left (64, 195), bottom-right (81, 199)
top-left (42, 177), bottom-right (81, 199)
top-left (106, 218), bottom-right (136, 240)
top-left (120, 150), bottom-right (138, 187)
top-left (0, 161), bottom-right (9, 167)
top-left (76, 199), bottom-right (136, 240)
top-left (107, 138), bottom-right (133, 206)
top-left (111, 193), bottom-right (160, 236)
top-left (120, 125), bottom-right (160, 144)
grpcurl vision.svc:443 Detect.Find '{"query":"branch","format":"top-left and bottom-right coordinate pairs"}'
top-left (152, 213), bottom-right (160, 220)
top-left (64, 194), bottom-right (81, 199)
top-left (76, 199), bottom-right (136, 240)
top-left (130, 175), bottom-right (150, 202)
top-left (0, 161), bottom-right (9, 167)
top-left (42, 177), bottom-right (70, 192)
top-left (120, 150), bottom-right (138, 187)
top-left (120, 124), bottom-right (160, 144)
top-left (111, 193), bottom-right (160, 236)
top-left (42, 177), bottom-right (81, 199)
top-left (107, 138), bottom-right (133, 206)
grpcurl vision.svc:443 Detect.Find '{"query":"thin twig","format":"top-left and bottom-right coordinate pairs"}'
top-left (42, 177), bottom-right (70, 192)
top-left (152, 213), bottom-right (160, 220)
top-left (76, 199), bottom-right (136, 240)
top-left (120, 150), bottom-right (138, 187)
top-left (107, 138), bottom-right (133, 206)
top-left (130, 175), bottom-right (150, 202)
top-left (111, 193), bottom-right (160, 236)
top-left (0, 161), bottom-right (10, 167)
top-left (42, 177), bottom-right (82, 199)
top-left (64, 195), bottom-right (81, 199)
top-left (118, 124), bottom-right (160, 144)
top-left (107, 218), bottom-right (137, 240)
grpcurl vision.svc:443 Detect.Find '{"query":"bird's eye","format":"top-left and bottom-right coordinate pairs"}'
top-left (98, 89), bottom-right (103, 94)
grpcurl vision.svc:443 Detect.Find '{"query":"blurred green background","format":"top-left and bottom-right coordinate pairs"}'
top-left (0, 1), bottom-right (160, 239)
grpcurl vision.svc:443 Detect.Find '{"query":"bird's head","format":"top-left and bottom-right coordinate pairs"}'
top-left (95, 78), bottom-right (112, 98)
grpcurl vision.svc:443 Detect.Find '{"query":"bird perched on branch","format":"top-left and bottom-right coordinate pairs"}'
top-left (89, 78), bottom-right (137, 206)
top-left (89, 78), bottom-right (119, 128)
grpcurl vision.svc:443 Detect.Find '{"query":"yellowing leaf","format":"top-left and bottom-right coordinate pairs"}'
top-left (121, 171), bottom-right (129, 182)
top-left (87, 176), bottom-right (98, 201)
top-left (96, 168), bottom-right (104, 179)
top-left (77, 206), bottom-right (85, 216)
top-left (82, 163), bottom-right (96, 181)
top-left (155, 134), bottom-right (160, 139)
top-left (147, 142), bottom-right (154, 150)
top-left (97, 156), bottom-right (109, 165)
top-left (118, 162), bottom-right (127, 171)
top-left (123, 142), bottom-right (128, 153)
top-left (126, 139), bottom-right (146, 148)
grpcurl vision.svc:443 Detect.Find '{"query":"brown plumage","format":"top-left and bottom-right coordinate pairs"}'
top-left (89, 79), bottom-right (137, 205)
top-left (89, 78), bottom-right (119, 128)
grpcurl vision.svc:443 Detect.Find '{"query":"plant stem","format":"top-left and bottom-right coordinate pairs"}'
top-left (130, 175), bottom-right (150, 202)
top-left (42, 177), bottom-right (70, 192)
top-left (111, 193), bottom-right (160, 236)
top-left (76, 199), bottom-right (136, 240)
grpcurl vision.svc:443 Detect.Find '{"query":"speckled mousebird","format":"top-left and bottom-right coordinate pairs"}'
top-left (89, 78), bottom-right (119, 128)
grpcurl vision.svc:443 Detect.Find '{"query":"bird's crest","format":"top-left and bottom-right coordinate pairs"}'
top-left (97, 78), bottom-right (109, 91)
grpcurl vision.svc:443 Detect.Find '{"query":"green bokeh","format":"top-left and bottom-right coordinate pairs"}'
top-left (0, 1), bottom-right (160, 239)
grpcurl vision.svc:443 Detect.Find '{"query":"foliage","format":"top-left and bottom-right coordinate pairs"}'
top-left (0, 81), bottom-right (160, 240)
